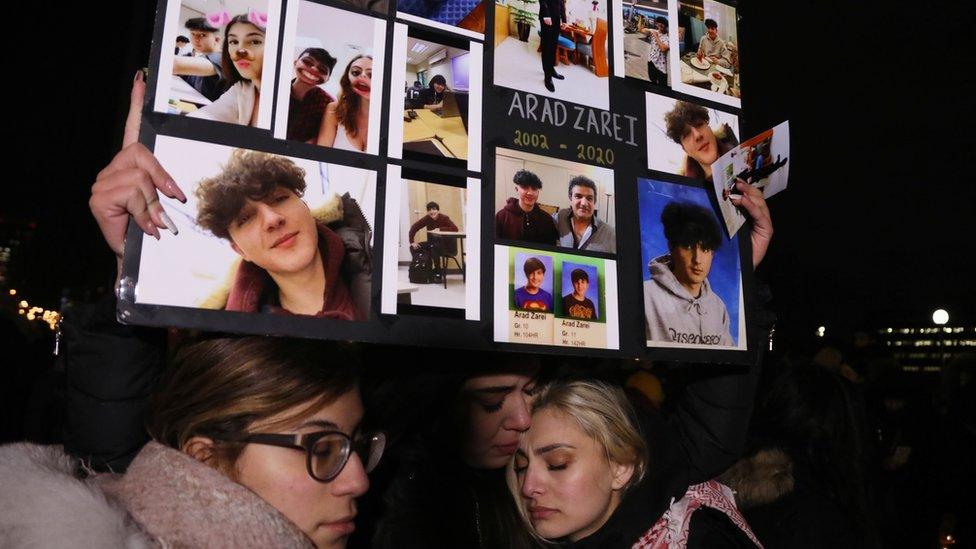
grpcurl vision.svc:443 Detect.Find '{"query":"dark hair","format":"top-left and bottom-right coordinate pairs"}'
top-left (176, 35), bottom-right (190, 43)
top-left (570, 268), bottom-right (589, 283)
top-left (749, 364), bottom-right (878, 547)
top-left (654, 16), bottom-right (668, 32)
top-left (567, 175), bottom-right (596, 197)
top-left (336, 54), bottom-right (372, 138)
top-left (298, 47), bottom-right (338, 73)
top-left (660, 201), bottom-right (721, 251)
top-left (220, 14), bottom-right (267, 86)
top-left (195, 149), bottom-right (307, 240)
top-left (148, 337), bottom-right (360, 474)
top-left (664, 101), bottom-right (710, 144)
top-left (513, 169), bottom-right (542, 189)
top-left (428, 74), bottom-right (448, 90)
top-left (426, 201), bottom-right (440, 211)
top-left (185, 17), bottom-right (219, 32)
top-left (523, 257), bottom-right (546, 276)
top-left (704, 18), bottom-right (718, 29)
top-left (413, 80), bottom-right (421, 87)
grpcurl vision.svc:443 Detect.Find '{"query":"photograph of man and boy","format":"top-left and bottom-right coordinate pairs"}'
top-left (560, 263), bottom-right (600, 320)
top-left (668, 0), bottom-right (741, 106)
top-left (400, 35), bottom-right (473, 161)
top-left (155, 0), bottom-right (279, 129)
top-left (645, 93), bottom-right (739, 179)
top-left (135, 136), bottom-right (376, 322)
top-left (273, 0), bottom-right (386, 154)
top-left (618, 0), bottom-right (670, 86)
top-left (396, 0), bottom-right (486, 37)
top-left (495, 148), bottom-right (616, 254)
top-left (637, 177), bottom-right (744, 349)
top-left (396, 179), bottom-right (469, 311)
top-left (493, 0), bottom-right (610, 109)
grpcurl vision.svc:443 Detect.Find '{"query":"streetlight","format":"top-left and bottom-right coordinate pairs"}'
top-left (933, 309), bottom-right (949, 326)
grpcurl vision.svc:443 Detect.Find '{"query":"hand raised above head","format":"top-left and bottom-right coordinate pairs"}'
top-left (89, 71), bottom-right (186, 282)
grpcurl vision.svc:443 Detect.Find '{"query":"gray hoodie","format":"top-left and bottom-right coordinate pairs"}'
top-left (643, 254), bottom-right (733, 346)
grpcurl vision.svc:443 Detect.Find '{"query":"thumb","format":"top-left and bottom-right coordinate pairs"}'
top-left (123, 70), bottom-right (146, 148)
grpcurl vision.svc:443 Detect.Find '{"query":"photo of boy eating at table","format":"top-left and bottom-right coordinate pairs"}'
top-left (669, 0), bottom-right (741, 106)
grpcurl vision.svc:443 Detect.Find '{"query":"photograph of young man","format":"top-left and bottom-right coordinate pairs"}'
top-left (287, 48), bottom-right (338, 143)
top-left (664, 100), bottom-right (738, 181)
top-left (173, 17), bottom-right (225, 102)
top-left (696, 18), bottom-right (731, 68)
top-left (562, 268), bottom-right (597, 320)
top-left (496, 170), bottom-right (558, 245)
top-left (514, 257), bottom-right (553, 312)
top-left (195, 150), bottom-right (365, 320)
top-left (409, 201), bottom-right (459, 251)
top-left (538, 0), bottom-right (569, 92)
top-left (643, 201), bottom-right (732, 345)
top-left (553, 175), bottom-right (616, 253)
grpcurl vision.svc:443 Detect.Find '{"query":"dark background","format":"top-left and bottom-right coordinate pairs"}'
top-left (4, 0), bottom-right (974, 343)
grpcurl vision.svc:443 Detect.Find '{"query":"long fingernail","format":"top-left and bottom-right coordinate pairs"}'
top-left (159, 211), bottom-right (179, 235)
top-left (134, 69), bottom-right (144, 83)
top-left (148, 222), bottom-right (161, 240)
top-left (169, 180), bottom-right (187, 202)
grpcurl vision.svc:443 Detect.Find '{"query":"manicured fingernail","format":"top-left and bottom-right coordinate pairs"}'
top-left (159, 211), bottom-right (179, 235)
top-left (134, 70), bottom-right (144, 83)
top-left (147, 222), bottom-right (161, 240)
top-left (169, 180), bottom-right (187, 202)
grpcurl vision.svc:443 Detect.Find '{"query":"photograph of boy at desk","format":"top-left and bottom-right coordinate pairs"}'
top-left (402, 37), bottom-right (470, 159)
top-left (388, 27), bottom-right (483, 170)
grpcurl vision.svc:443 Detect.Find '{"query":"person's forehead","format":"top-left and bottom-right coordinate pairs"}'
top-left (463, 372), bottom-right (534, 392)
top-left (516, 184), bottom-right (538, 190)
top-left (351, 58), bottom-right (371, 69)
top-left (571, 185), bottom-right (595, 197)
top-left (522, 408), bottom-right (585, 448)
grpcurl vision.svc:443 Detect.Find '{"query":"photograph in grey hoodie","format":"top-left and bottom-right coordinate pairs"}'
top-left (636, 177), bottom-right (745, 349)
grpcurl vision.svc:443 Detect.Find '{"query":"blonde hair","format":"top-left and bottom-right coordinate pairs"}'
top-left (506, 379), bottom-right (648, 541)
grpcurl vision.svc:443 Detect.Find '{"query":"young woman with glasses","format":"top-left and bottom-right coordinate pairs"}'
top-left (0, 79), bottom-right (384, 548)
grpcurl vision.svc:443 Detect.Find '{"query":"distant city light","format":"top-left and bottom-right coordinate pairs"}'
top-left (933, 309), bottom-right (949, 325)
top-left (7, 289), bottom-right (15, 296)
top-left (816, 326), bottom-right (826, 337)
top-left (18, 300), bottom-right (28, 308)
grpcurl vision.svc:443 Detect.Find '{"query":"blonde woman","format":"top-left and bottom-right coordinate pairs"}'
top-left (507, 379), bottom-right (764, 548)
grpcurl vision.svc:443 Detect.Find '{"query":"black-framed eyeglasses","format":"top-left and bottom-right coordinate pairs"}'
top-left (215, 430), bottom-right (386, 483)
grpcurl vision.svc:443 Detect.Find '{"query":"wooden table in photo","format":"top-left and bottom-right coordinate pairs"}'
top-left (402, 109), bottom-right (468, 159)
top-left (679, 52), bottom-right (739, 96)
top-left (427, 229), bottom-right (466, 289)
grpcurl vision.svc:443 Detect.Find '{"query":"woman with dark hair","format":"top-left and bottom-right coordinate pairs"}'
top-left (721, 363), bottom-right (880, 548)
top-left (189, 11), bottom-right (268, 126)
top-left (421, 74), bottom-right (448, 109)
top-left (317, 55), bottom-right (372, 152)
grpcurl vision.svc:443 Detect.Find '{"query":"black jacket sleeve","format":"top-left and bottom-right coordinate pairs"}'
top-left (61, 292), bottom-right (165, 473)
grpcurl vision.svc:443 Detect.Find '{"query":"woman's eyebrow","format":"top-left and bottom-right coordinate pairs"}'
top-left (471, 385), bottom-right (516, 395)
top-left (295, 419), bottom-right (340, 431)
top-left (535, 443), bottom-right (575, 455)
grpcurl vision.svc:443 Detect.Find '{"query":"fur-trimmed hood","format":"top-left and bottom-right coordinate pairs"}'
top-left (0, 443), bottom-right (151, 548)
top-left (0, 442), bottom-right (313, 548)
top-left (720, 448), bottom-right (795, 510)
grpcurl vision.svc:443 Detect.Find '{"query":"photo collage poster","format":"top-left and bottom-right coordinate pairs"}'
top-left (123, 0), bottom-right (762, 363)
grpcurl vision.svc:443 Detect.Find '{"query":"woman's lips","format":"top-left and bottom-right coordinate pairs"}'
top-left (493, 441), bottom-right (519, 455)
top-left (324, 519), bottom-right (356, 535)
top-left (235, 60), bottom-right (252, 70)
top-left (529, 506), bottom-right (558, 521)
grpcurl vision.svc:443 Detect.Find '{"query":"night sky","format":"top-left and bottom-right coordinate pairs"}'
top-left (5, 1), bottom-right (974, 342)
